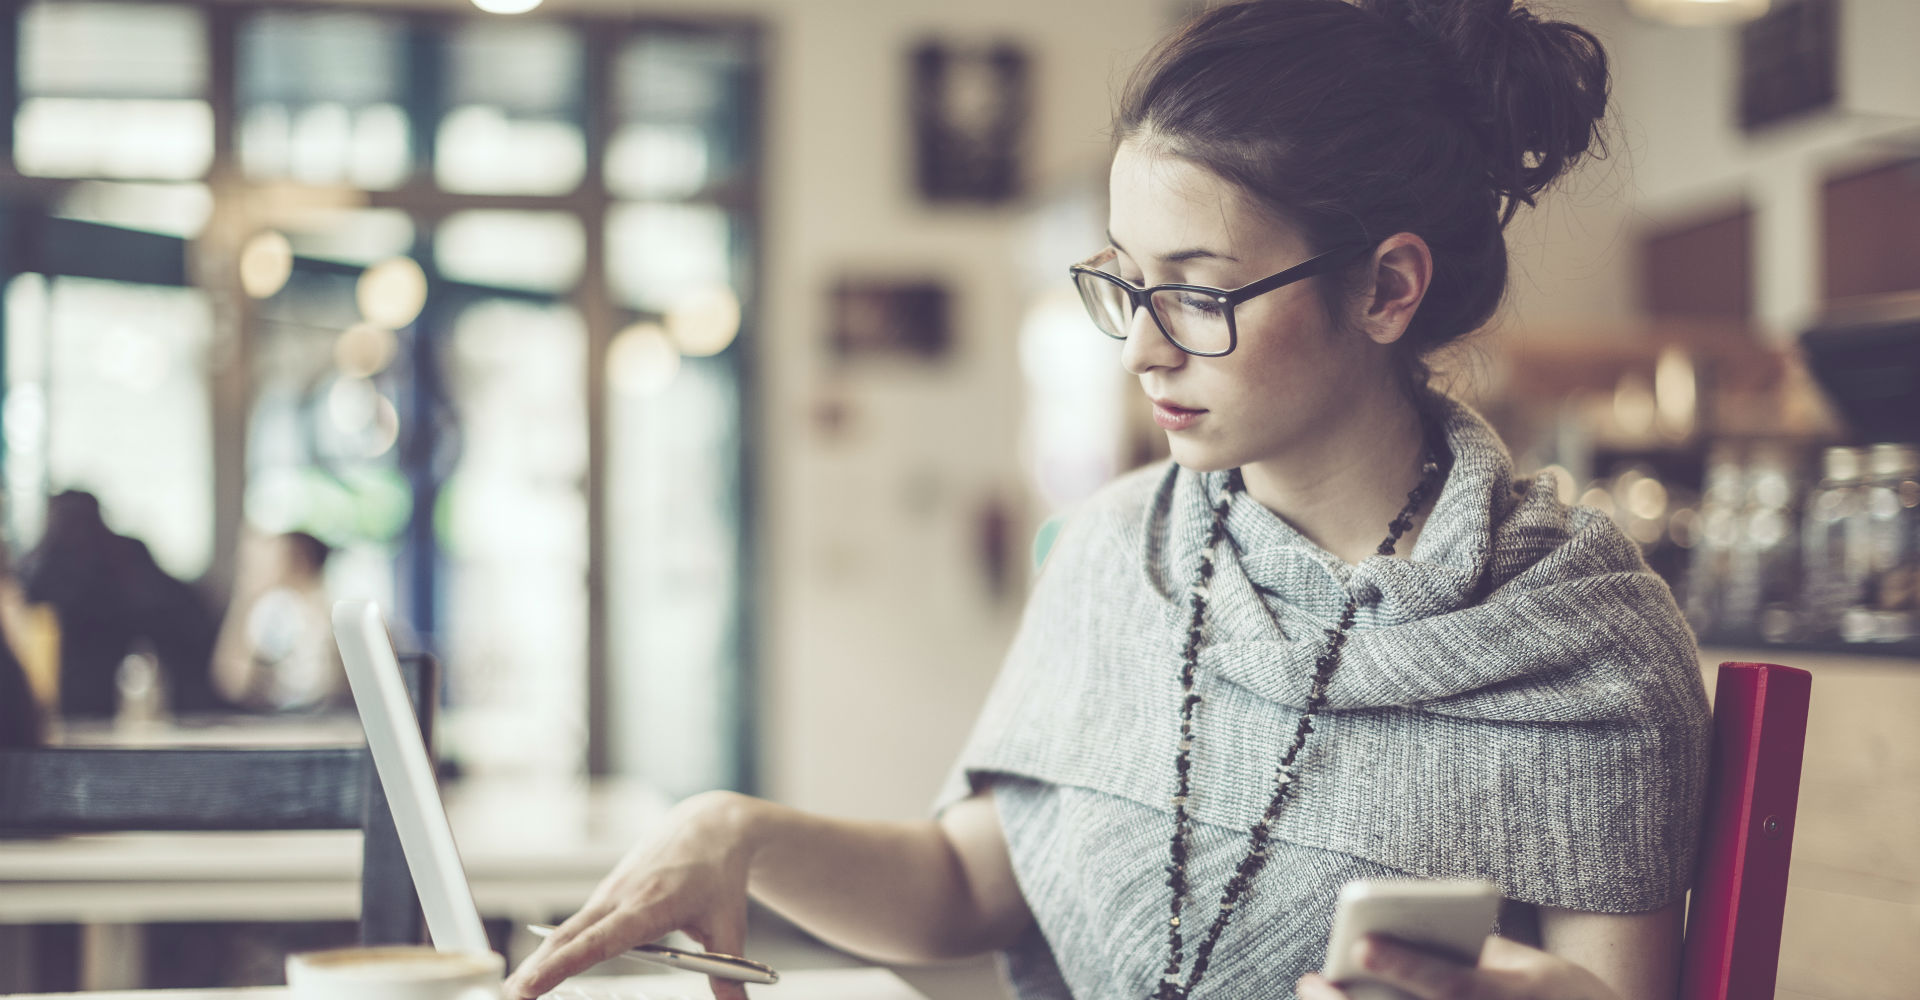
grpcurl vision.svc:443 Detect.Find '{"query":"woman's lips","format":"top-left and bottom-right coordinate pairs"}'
top-left (1151, 399), bottom-right (1206, 431)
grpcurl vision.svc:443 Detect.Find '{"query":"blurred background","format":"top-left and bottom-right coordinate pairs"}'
top-left (0, 0), bottom-right (1915, 997)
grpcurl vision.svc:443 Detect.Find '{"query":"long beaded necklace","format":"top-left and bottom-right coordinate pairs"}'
top-left (1153, 449), bottom-right (1445, 1000)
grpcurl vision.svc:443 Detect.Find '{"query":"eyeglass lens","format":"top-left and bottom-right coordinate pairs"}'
top-left (1148, 287), bottom-right (1231, 354)
top-left (1073, 271), bottom-right (1132, 340)
top-left (1072, 271), bottom-right (1232, 355)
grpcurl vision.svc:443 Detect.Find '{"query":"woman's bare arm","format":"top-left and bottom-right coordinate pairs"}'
top-left (505, 787), bottom-right (1031, 999)
top-left (1537, 900), bottom-right (1684, 1000)
top-left (739, 787), bottom-right (1033, 964)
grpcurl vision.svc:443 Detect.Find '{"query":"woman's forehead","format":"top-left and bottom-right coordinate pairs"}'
top-left (1107, 139), bottom-right (1301, 262)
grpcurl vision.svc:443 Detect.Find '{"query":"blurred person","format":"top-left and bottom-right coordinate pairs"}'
top-left (212, 529), bottom-right (347, 711)
top-left (508, 3), bottom-right (1707, 1000)
top-left (0, 547), bottom-right (56, 746)
top-left (15, 490), bottom-right (220, 718)
top-left (0, 615), bottom-right (41, 748)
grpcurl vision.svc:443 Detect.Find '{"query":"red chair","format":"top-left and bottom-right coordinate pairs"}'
top-left (1679, 661), bottom-right (1813, 1000)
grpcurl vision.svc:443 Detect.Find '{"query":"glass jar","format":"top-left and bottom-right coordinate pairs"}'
top-left (1684, 443), bottom-right (1745, 635)
top-left (1800, 446), bottom-right (1866, 642)
top-left (1845, 443), bottom-right (1920, 643)
top-left (1731, 444), bottom-right (1802, 643)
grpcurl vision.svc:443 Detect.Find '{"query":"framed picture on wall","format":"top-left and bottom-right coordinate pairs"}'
top-left (1738, 0), bottom-right (1837, 131)
top-left (911, 39), bottom-right (1030, 204)
top-left (828, 278), bottom-right (952, 362)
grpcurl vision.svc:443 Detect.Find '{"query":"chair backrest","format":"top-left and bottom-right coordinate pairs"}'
top-left (1679, 660), bottom-right (1812, 1000)
top-left (0, 652), bottom-right (440, 947)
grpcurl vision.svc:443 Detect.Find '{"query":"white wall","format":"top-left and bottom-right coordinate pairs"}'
top-left (1608, 0), bottom-right (1920, 343)
top-left (742, 1), bottom-right (1170, 819)
top-left (1442, 0), bottom-right (1920, 354)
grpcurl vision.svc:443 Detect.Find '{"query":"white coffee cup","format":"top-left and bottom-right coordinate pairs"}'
top-left (286, 946), bottom-right (505, 1000)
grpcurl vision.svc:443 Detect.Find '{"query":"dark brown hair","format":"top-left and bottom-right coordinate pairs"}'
top-left (1116, 0), bottom-right (1611, 393)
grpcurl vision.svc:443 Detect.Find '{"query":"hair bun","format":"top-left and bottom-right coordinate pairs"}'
top-left (1359, 0), bottom-right (1611, 226)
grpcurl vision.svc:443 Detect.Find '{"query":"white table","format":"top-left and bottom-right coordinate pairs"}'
top-left (11, 710), bottom-right (674, 925)
top-left (0, 775), bottom-right (674, 924)
top-left (0, 968), bottom-right (932, 999)
top-left (0, 767), bottom-right (1012, 1000)
top-left (0, 772), bottom-right (674, 991)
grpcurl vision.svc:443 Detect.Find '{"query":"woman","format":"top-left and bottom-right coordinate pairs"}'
top-left (508, 2), bottom-right (1710, 999)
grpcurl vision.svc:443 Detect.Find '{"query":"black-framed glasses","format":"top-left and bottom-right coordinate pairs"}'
top-left (1068, 242), bottom-right (1375, 357)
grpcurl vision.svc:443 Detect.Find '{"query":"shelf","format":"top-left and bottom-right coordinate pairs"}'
top-left (1695, 630), bottom-right (1920, 661)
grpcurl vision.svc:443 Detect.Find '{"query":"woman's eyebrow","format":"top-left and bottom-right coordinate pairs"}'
top-left (1105, 230), bottom-right (1239, 264)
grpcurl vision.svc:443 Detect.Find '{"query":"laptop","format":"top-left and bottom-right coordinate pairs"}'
top-left (332, 599), bottom-right (928, 1000)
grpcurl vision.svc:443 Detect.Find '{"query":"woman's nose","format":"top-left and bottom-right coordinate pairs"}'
top-left (1120, 301), bottom-right (1183, 376)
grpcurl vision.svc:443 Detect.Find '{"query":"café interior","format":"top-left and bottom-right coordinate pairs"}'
top-left (0, 0), bottom-right (1916, 998)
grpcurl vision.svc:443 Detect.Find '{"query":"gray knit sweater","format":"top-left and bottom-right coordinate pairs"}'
top-left (933, 388), bottom-right (1712, 999)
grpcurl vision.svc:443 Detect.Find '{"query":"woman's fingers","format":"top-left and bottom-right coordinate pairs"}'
top-left (508, 905), bottom-right (674, 1000)
top-left (690, 905), bottom-right (752, 1000)
top-left (534, 900), bottom-right (619, 958)
top-left (506, 901), bottom-right (618, 998)
top-left (1351, 934), bottom-right (1481, 1000)
top-left (1296, 972), bottom-right (1351, 999)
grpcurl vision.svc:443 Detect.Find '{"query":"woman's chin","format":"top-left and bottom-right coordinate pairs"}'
top-left (1165, 438), bottom-right (1238, 473)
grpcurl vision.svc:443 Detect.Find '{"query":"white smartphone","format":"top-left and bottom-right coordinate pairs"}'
top-left (1322, 878), bottom-right (1501, 1000)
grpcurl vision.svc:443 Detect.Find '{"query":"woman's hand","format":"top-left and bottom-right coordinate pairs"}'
top-left (1297, 934), bottom-right (1623, 1000)
top-left (505, 790), bottom-right (759, 1000)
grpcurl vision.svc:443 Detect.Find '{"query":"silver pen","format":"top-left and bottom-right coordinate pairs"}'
top-left (525, 924), bottom-right (780, 985)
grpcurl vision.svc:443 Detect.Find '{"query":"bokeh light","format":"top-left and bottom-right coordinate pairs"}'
top-left (238, 230), bottom-right (294, 299)
top-left (607, 322), bottom-right (680, 396)
top-left (334, 322), bottom-right (399, 378)
top-left (666, 285), bottom-right (741, 357)
top-left (356, 256), bottom-right (428, 329)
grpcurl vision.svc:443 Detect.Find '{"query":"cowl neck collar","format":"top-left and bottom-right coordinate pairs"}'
top-left (1144, 386), bottom-right (1504, 636)
top-left (1135, 387), bottom-right (1695, 718)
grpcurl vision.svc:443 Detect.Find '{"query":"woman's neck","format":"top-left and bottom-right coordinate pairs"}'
top-left (1237, 386), bottom-right (1436, 567)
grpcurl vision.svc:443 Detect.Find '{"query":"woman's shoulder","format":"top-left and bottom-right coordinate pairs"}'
top-left (1053, 460), bottom-right (1176, 540)
top-left (1490, 469), bottom-right (1662, 586)
top-left (1030, 460), bottom-right (1177, 576)
top-left (1087, 459), bottom-right (1178, 516)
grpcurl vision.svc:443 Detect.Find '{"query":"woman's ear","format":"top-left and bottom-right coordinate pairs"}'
top-left (1355, 232), bottom-right (1432, 346)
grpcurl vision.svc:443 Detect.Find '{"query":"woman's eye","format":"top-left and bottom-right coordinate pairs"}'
top-left (1175, 293), bottom-right (1225, 315)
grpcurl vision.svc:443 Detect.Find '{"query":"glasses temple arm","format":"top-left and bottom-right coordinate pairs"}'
top-left (1225, 244), bottom-right (1373, 303)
